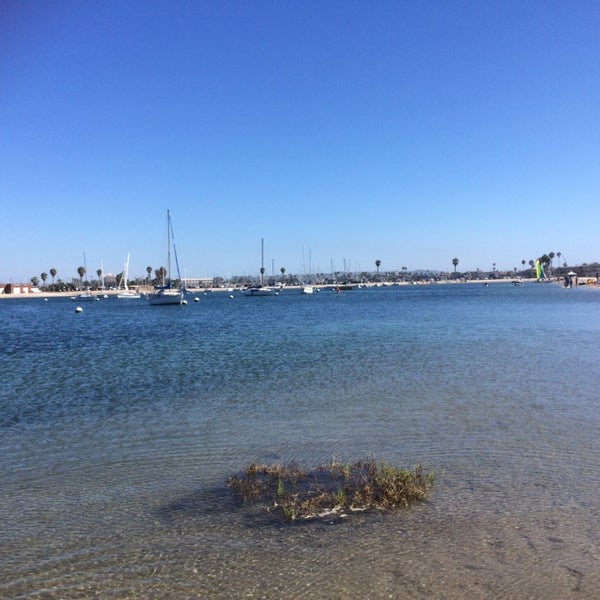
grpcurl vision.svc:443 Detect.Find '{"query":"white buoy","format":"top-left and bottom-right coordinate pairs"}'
top-left (75, 306), bottom-right (83, 313)
top-left (229, 294), bottom-right (234, 299)
top-left (182, 299), bottom-right (188, 305)
top-left (194, 297), bottom-right (200, 302)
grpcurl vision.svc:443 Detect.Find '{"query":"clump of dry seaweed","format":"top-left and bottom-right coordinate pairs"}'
top-left (228, 458), bottom-right (434, 522)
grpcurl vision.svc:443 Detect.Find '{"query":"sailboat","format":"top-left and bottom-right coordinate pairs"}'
top-left (70, 291), bottom-right (96, 301)
top-left (535, 259), bottom-right (547, 282)
top-left (244, 238), bottom-right (276, 296)
top-left (301, 247), bottom-right (314, 294)
top-left (149, 211), bottom-right (184, 306)
top-left (71, 252), bottom-right (97, 301)
top-left (117, 254), bottom-right (141, 299)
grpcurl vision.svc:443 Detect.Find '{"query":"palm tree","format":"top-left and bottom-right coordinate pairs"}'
top-left (375, 260), bottom-right (381, 278)
top-left (559, 252), bottom-right (568, 268)
top-left (50, 268), bottom-right (57, 289)
top-left (77, 265), bottom-right (86, 290)
top-left (556, 252), bottom-right (562, 271)
top-left (155, 267), bottom-right (167, 287)
top-left (280, 266), bottom-right (286, 282)
top-left (96, 268), bottom-right (103, 289)
top-left (146, 266), bottom-right (152, 287)
top-left (41, 272), bottom-right (48, 290)
top-left (452, 258), bottom-right (459, 273)
top-left (548, 252), bottom-right (555, 276)
top-left (521, 259), bottom-right (526, 272)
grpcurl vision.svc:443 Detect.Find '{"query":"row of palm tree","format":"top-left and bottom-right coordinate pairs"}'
top-left (31, 258), bottom-right (460, 289)
top-left (33, 265), bottom-right (172, 291)
top-left (30, 250), bottom-right (577, 291)
top-left (36, 268), bottom-right (58, 289)
top-left (518, 252), bottom-right (564, 278)
top-left (450, 252), bottom-right (566, 278)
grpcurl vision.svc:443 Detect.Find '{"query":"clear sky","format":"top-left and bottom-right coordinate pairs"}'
top-left (1, 0), bottom-right (599, 283)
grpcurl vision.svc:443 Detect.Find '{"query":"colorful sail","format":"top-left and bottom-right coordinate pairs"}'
top-left (535, 259), bottom-right (544, 280)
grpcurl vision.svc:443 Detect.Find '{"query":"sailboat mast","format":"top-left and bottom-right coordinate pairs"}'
top-left (261, 238), bottom-right (265, 286)
top-left (167, 210), bottom-right (171, 288)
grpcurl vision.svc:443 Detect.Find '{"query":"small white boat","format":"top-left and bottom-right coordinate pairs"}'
top-left (70, 293), bottom-right (96, 302)
top-left (117, 254), bottom-right (141, 299)
top-left (244, 285), bottom-right (276, 297)
top-left (244, 238), bottom-right (277, 297)
top-left (149, 210), bottom-right (185, 306)
top-left (149, 288), bottom-right (184, 305)
top-left (301, 285), bottom-right (314, 295)
top-left (71, 253), bottom-right (97, 301)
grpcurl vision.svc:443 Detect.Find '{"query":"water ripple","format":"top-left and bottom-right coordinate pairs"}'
top-left (2, 286), bottom-right (600, 598)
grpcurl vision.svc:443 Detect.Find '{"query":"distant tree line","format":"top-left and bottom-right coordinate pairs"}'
top-left (27, 254), bottom-right (600, 291)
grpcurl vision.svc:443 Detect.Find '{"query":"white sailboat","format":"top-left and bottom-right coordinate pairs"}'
top-left (301, 247), bottom-right (314, 294)
top-left (71, 252), bottom-right (97, 301)
top-left (244, 238), bottom-right (276, 296)
top-left (117, 254), bottom-right (141, 299)
top-left (149, 211), bottom-right (185, 306)
top-left (70, 292), bottom-right (96, 302)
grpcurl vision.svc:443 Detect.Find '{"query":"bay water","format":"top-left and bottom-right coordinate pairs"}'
top-left (1, 283), bottom-right (599, 598)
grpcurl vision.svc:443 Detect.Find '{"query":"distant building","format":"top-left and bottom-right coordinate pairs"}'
top-left (2, 283), bottom-right (34, 295)
top-left (181, 278), bottom-right (214, 289)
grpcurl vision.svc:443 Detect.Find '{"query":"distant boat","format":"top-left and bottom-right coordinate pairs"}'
top-left (71, 252), bottom-right (97, 301)
top-left (535, 259), bottom-right (547, 281)
top-left (301, 248), bottom-right (314, 294)
top-left (117, 254), bottom-right (141, 299)
top-left (245, 285), bottom-right (276, 297)
top-left (244, 238), bottom-right (276, 296)
top-left (117, 291), bottom-right (141, 299)
top-left (149, 211), bottom-right (184, 306)
top-left (70, 293), bottom-right (96, 302)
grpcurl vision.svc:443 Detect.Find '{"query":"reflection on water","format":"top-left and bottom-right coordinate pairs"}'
top-left (1, 284), bottom-right (600, 598)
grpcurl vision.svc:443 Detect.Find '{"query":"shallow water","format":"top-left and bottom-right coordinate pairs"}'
top-left (1, 283), bottom-right (599, 598)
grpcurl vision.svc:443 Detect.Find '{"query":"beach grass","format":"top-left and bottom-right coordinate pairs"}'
top-left (228, 457), bottom-right (434, 522)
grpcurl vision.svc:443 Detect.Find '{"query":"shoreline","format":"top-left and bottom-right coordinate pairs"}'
top-left (3, 277), bottom-right (595, 300)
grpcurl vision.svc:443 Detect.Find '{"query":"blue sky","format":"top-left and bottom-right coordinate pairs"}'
top-left (1, 0), bottom-right (599, 282)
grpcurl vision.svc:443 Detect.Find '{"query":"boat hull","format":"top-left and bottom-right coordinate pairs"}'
top-left (148, 290), bottom-right (184, 305)
top-left (70, 294), bottom-right (97, 302)
top-left (244, 287), bottom-right (276, 296)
